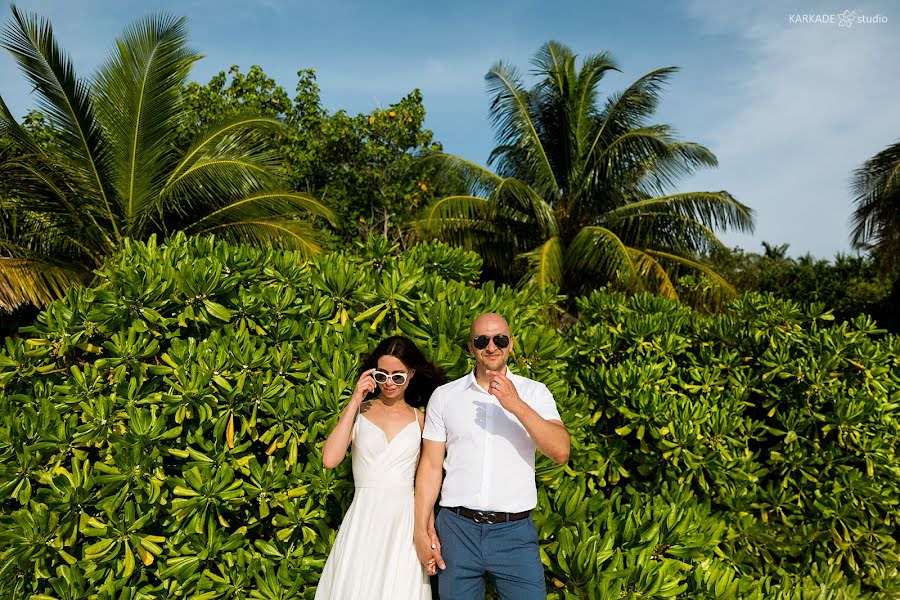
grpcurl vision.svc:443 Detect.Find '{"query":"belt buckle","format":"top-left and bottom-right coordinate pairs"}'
top-left (473, 511), bottom-right (497, 524)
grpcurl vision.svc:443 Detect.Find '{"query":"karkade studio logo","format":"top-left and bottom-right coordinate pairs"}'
top-left (838, 10), bottom-right (856, 27)
top-left (788, 10), bottom-right (888, 26)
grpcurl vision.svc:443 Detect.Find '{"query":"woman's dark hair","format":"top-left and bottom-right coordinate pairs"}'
top-left (359, 336), bottom-right (446, 407)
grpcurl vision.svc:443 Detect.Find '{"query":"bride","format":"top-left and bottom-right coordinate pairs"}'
top-left (316, 336), bottom-right (445, 599)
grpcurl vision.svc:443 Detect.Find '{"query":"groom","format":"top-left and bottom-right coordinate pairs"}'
top-left (414, 313), bottom-right (570, 599)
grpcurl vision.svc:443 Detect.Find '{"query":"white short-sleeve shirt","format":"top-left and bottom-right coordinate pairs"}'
top-left (422, 368), bottom-right (562, 513)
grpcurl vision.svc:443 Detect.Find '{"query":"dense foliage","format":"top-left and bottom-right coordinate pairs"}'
top-left (566, 289), bottom-right (900, 597)
top-left (180, 65), bottom-right (450, 246)
top-left (1, 235), bottom-right (897, 598)
top-left (697, 246), bottom-right (899, 332)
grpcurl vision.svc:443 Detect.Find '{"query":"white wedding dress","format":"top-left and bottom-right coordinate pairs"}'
top-left (315, 405), bottom-right (432, 599)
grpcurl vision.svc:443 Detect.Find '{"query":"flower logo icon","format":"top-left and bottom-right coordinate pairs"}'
top-left (838, 10), bottom-right (857, 27)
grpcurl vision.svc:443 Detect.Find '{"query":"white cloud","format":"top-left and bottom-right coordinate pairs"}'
top-left (682, 1), bottom-right (900, 258)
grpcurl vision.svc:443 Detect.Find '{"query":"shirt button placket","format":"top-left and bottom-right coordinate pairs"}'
top-left (481, 389), bottom-right (492, 509)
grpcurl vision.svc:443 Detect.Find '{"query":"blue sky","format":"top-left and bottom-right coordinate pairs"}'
top-left (1, 0), bottom-right (898, 258)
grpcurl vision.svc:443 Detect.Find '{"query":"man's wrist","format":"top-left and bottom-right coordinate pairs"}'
top-left (504, 395), bottom-right (528, 416)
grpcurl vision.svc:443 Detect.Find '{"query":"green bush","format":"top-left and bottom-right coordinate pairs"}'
top-left (565, 290), bottom-right (900, 597)
top-left (703, 248), bottom-right (897, 332)
top-left (0, 234), bottom-right (898, 598)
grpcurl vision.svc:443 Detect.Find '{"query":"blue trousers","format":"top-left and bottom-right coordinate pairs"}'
top-left (435, 508), bottom-right (546, 600)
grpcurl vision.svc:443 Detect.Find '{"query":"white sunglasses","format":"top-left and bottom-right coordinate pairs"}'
top-left (371, 370), bottom-right (409, 386)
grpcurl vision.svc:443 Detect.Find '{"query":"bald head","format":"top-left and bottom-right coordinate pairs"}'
top-left (469, 313), bottom-right (510, 339)
top-left (468, 313), bottom-right (513, 373)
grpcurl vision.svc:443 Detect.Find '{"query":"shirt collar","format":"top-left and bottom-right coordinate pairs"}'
top-left (464, 369), bottom-right (479, 390)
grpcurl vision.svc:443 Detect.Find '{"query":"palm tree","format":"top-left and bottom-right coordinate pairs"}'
top-left (0, 7), bottom-right (336, 311)
top-left (761, 242), bottom-right (790, 260)
top-left (851, 140), bottom-right (900, 274)
top-left (416, 41), bottom-right (753, 298)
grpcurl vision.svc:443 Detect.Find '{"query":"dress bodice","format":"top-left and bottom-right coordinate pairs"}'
top-left (351, 406), bottom-right (422, 489)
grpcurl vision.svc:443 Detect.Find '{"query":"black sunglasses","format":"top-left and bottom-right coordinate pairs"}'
top-left (471, 334), bottom-right (510, 350)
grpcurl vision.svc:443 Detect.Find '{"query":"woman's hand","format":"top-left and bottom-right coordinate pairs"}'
top-left (350, 368), bottom-right (378, 407)
top-left (322, 368), bottom-right (378, 469)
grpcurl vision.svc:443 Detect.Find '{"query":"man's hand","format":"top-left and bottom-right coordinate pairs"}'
top-left (486, 369), bottom-right (524, 412)
top-left (486, 369), bottom-right (571, 463)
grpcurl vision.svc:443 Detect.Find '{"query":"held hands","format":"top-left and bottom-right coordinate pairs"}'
top-left (414, 527), bottom-right (444, 575)
top-left (350, 368), bottom-right (378, 408)
top-left (486, 369), bottom-right (522, 411)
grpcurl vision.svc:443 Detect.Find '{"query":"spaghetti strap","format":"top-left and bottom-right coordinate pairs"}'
top-left (410, 403), bottom-right (422, 433)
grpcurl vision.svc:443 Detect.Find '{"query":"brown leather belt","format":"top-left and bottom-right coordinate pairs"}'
top-left (448, 506), bottom-right (530, 524)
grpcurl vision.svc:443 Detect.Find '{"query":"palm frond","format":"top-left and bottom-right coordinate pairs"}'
top-left (575, 126), bottom-right (681, 218)
top-left (163, 114), bottom-right (284, 191)
top-left (156, 114), bottom-right (282, 217)
top-left (0, 256), bottom-right (87, 311)
top-left (528, 43), bottom-right (578, 197)
top-left (0, 195), bottom-right (101, 264)
top-left (159, 128), bottom-right (286, 219)
top-left (566, 225), bottom-right (637, 284)
top-left (643, 249), bottom-right (737, 297)
top-left (630, 141), bottom-right (720, 197)
top-left (414, 195), bottom-right (493, 232)
top-left (604, 191), bottom-right (755, 234)
top-left (2, 157), bottom-right (75, 215)
top-left (593, 126), bottom-right (676, 180)
top-left (414, 188), bottom-right (534, 246)
top-left (572, 52), bottom-right (618, 119)
top-left (183, 191), bottom-right (337, 233)
top-left (494, 178), bottom-right (558, 237)
top-left (570, 51), bottom-right (618, 161)
top-left (531, 40), bottom-right (575, 95)
top-left (196, 220), bottom-right (324, 257)
top-left (93, 13), bottom-right (200, 236)
top-left (1, 157), bottom-right (110, 250)
top-left (518, 235), bottom-right (563, 289)
top-left (850, 140), bottom-right (900, 247)
top-left (626, 248), bottom-right (677, 298)
top-left (163, 158), bottom-right (275, 211)
top-left (605, 212), bottom-right (728, 256)
top-left (412, 195), bottom-right (521, 275)
top-left (2, 5), bottom-right (118, 237)
top-left (485, 60), bottom-right (560, 197)
top-left (531, 43), bottom-right (619, 194)
top-left (417, 153), bottom-right (503, 197)
top-left (586, 66), bottom-right (679, 166)
top-left (0, 93), bottom-right (45, 156)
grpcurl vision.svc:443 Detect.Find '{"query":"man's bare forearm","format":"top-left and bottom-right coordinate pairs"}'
top-left (414, 441), bottom-right (445, 532)
top-left (509, 402), bottom-right (570, 464)
top-left (414, 463), bottom-right (442, 532)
